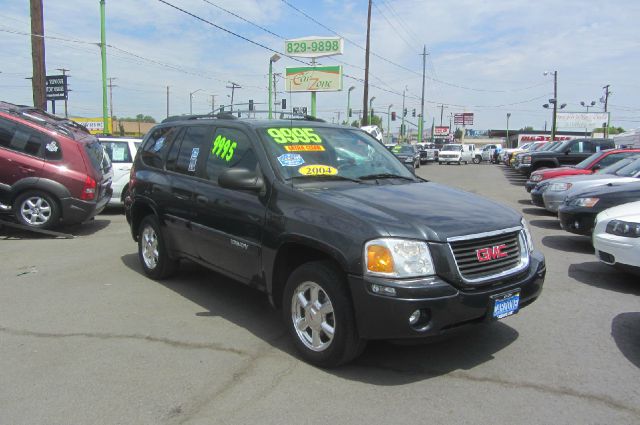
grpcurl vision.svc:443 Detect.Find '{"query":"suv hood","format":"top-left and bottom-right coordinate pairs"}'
top-left (555, 174), bottom-right (635, 184)
top-left (304, 181), bottom-right (522, 242)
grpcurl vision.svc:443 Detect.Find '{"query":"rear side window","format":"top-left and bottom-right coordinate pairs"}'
top-left (598, 153), bottom-right (631, 168)
top-left (205, 127), bottom-right (258, 183)
top-left (0, 118), bottom-right (49, 158)
top-left (85, 142), bottom-right (111, 174)
top-left (170, 126), bottom-right (213, 175)
top-left (102, 141), bottom-right (133, 163)
top-left (141, 126), bottom-right (178, 169)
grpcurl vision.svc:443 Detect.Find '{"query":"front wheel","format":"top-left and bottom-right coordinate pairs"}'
top-left (283, 261), bottom-right (365, 367)
top-left (473, 156), bottom-right (481, 164)
top-left (14, 191), bottom-right (60, 229)
top-left (138, 215), bottom-right (178, 279)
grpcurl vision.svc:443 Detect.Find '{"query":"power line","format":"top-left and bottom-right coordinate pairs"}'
top-left (372, 1), bottom-right (416, 53)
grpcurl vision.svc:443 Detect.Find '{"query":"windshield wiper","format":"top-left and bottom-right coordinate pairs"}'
top-left (358, 173), bottom-right (415, 181)
top-left (286, 175), bottom-right (363, 183)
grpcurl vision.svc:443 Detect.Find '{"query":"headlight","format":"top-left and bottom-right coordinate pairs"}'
top-left (364, 238), bottom-right (435, 278)
top-left (530, 174), bottom-right (542, 182)
top-left (571, 197), bottom-right (600, 207)
top-left (548, 182), bottom-right (572, 192)
top-left (521, 218), bottom-right (534, 252)
top-left (606, 220), bottom-right (640, 238)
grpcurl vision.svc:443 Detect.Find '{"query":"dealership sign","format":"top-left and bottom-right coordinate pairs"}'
top-left (45, 75), bottom-right (68, 100)
top-left (71, 117), bottom-right (106, 134)
top-left (517, 134), bottom-right (578, 146)
top-left (286, 66), bottom-right (343, 92)
top-left (285, 36), bottom-right (344, 58)
top-left (557, 112), bottom-right (609, 130)
top-left (434, 126), bottom-right (450, 136)
top-left (454, 113), bottom-right (474, 126)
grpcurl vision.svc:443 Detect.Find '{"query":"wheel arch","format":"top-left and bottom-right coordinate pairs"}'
top-left (129, 198), bottom-right (159, 242)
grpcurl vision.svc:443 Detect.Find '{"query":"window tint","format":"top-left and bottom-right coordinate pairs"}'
top-left (0, 118), bottom-right (17, 149)
top-left (598, 153), bottom-right (628, 168)
top-left (0, 119), bottom-right (49, 158)
top-left (102, 141), bottom-right (132, 163)
top-left (205, 127), bottom-right (257, 183)
top-left (141, 126), bottom-right (178, 169)
top-left (173, 126), bottom-right (212, 175)
top-left (85, 142), bottom-right (110, 174)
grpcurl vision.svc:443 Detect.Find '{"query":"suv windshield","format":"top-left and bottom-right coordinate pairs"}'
top-left (441, 144), bottom-right (461, 151)
top-left (258, 126), bottom-right (415, 182)
top-left (391, 145), bottom-right (414, 155)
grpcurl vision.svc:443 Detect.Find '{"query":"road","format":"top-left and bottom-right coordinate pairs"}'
top-left (1, 161), bottom-right (638, 425)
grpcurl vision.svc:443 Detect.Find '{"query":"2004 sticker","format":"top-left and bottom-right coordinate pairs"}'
top-left (298, 164), bottom-right (338, 176)
top-left (267, 128), bottom-right (322, 144)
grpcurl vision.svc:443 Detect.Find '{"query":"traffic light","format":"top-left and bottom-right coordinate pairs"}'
top-left (348, 108), bottom-right (352, 117)
top-left (412, 109), bottom-right (416, 117)
top-left (281, 98), bottom-right (286, 109)
top-left (248, 99), bottom-right (254, 111)
top-left (391, 111), bottom-right (396, 121)
top-left (403, 108), bottom-right (407, 117)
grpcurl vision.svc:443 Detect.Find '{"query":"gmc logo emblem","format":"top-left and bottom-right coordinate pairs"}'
top-left (476, 244), bottom-right (509, 262)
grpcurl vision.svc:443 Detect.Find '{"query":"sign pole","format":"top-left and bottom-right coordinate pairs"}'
top-left (100, 0), bottom-right (109, 133)
top-left (310, 58), bottom-right (316, 117)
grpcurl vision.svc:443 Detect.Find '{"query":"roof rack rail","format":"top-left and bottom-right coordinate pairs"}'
top-left (161, 112), bottom-right (238, 123)
top-left (0, 101), bottom-right (90, 138)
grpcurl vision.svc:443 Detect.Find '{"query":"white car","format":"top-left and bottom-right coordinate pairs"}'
top-left (593, 201), bottom-right (640, 275)
top-left (98, 137), bottom-right (142, 206)
top-left (360, 125), bottom-right (383, 143)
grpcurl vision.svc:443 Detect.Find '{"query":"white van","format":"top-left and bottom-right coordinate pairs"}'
top-left (98, 137), bottom-right (142, 206)
top-left (438, 143), bottom-right (474, 164)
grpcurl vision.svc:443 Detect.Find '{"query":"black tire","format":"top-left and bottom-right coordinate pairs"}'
top-left (415, 160), bottom-right (420, 168)
top-left (473, 156), bottom-right (481, 164)
top-left (282, 260), bottom-right (365, 368)
top-left (13, 190), bottom-right (60, 229)
top-left (138, 215), bottom-right (178, 279)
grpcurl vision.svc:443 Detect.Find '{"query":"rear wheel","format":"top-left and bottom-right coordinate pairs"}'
top-left (473, 156), bottom-right (481, 164)
top-left (138, 215), bottom-right (178, 279)
top-left (14, 191), bottom-right (60, 229)
top-left (283, 261), bottom-right (365, 367)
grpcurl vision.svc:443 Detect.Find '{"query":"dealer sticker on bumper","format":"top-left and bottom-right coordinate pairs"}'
top-left (492, 291), bottom-right (520, 319)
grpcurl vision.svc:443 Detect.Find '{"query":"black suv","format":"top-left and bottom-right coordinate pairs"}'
top-left (126, 115), bottom-right (546, 367)
top-left (515, 138), bottom-right (615, 176)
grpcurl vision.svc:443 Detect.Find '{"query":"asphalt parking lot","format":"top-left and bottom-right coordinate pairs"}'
top-left (1, 161), bottom-right (639, 425)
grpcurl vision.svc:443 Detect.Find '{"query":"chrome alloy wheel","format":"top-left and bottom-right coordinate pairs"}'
top-left (20, 196), bottom-right (52, 225)
top-left (141, 225), bottom-right (159, 270)
top-left (291, 281), bottom-right (335, 352)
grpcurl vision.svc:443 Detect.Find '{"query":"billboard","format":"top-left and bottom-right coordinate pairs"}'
top-left (557, 112), bottom-right (609, 130)
top-left (286, 66), bottom-right (343, 92)
top-left (454, 113), bottom-right (474, 125)
top-left (434, 126), bottom-right (450, 136)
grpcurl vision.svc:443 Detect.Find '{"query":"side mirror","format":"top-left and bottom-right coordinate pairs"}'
top-left (219, 168), bottom-right (264, 191)
top-left (592, 164), bottom-right (601, 171)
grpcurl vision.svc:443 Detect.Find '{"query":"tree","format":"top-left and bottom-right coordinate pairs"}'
top-left (454, 128), bottom-right (463, 139)
top-left (594, 126), bottom-right (624, 135)
top-left (520, 126), bottom-right (534, 131)
top-left (118, 114), bottom-right (156, 123)
top-left (351, 120), bottom-right (360, 128)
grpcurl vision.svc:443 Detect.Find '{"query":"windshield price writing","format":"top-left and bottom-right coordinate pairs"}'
top-left (267, 128), bottom-right (322, 144)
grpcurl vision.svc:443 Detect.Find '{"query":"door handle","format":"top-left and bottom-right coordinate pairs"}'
top-left (196, 195), bottom-right (208, 205)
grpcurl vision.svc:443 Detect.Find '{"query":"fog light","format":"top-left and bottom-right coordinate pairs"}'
top-left (371, 284), bottom-right (396, 296)
top-left (409, 309), bottom-right (421, 325)
top-left (574, 220), bottom-right (580, 229)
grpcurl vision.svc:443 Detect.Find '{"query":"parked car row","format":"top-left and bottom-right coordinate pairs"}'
top-left (504, 146), bottom-right (640, 275)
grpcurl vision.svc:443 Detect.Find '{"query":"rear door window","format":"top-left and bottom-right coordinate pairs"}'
top-left (0, 119), bottom-right (49, 158)
top-left (171, 125), bottom-right (214, 175)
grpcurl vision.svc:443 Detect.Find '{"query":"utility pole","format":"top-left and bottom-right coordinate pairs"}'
top-left (166, 86), bottom-right (169, 118)
top-left (108, 77), bottom-right (117, 128)
top-left (30, 0), bottom-right (46, 110)
top-left (100, 0), bottom-right (109, 133)
top-left (210, 94), bottom-right (216, 114)
top-left (440, 104), bottom-right (447, 126)
top-left (226, 82), bottom-right (241, 112)
top-left (419, 46), bottom-right (427, 143)
top-left (603, 84), bottom-right (610, 139)
top-left (56, 68), bottom-right (70, 117)
top-left (361, 0), bottom-right (372, 126)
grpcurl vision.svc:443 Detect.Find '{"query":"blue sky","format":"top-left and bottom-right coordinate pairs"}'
top-left (0, 0), bottom-right (638, 134)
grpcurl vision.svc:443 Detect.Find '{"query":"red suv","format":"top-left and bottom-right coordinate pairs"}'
top-left (0, 102), bottom-right (112, 229)
top-left (524, 148), bottom-right (640, 192)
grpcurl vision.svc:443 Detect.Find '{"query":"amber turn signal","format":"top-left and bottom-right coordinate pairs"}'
top-left (367, 245), bottom-right (394, 273)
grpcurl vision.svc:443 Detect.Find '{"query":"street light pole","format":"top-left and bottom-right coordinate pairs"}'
top-left (551, 71), bottom-right (558, 141)
top-left (347, 86), bottom-right (355, 125)
top-left (401, 86), bottom-right (407, 140)
top-left (189, 88), bottom-right (202, 114)
top-left (506, 113), bottom-right (511, 148)
top-left (268, 54), bottom-right (280, 119)
top-left (387, 104), bottom-right (393, 143)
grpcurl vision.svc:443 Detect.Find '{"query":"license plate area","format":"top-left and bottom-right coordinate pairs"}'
top-left (491, 289), bottom-right (520, 319)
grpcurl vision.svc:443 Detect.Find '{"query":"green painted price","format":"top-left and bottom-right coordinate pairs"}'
top-left (212, 134), bottom-right (237, 162)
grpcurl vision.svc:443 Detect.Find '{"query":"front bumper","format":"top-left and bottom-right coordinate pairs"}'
top-left (438, 156), bottom-right (460, 163)
top-left (530, 191), bottom-right (545, 207)
top-left (516, 164), bottom-right (532, 175)
top-left (348, 250), bottom-right (546, 340)
top-left (525, 180), bottom-right (541, 192)
top-left (558, 207), bottom-right (597, 236)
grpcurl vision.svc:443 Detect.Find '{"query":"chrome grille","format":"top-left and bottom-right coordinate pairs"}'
top-left (449, 229), bottom-right (525, 282)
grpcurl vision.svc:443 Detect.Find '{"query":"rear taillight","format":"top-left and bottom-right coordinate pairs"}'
top-left (81, 176), bottom-right (97, 200)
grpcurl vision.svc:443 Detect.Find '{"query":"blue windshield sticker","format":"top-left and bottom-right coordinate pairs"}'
top-left (278, 153), bottom-right (305, 167)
